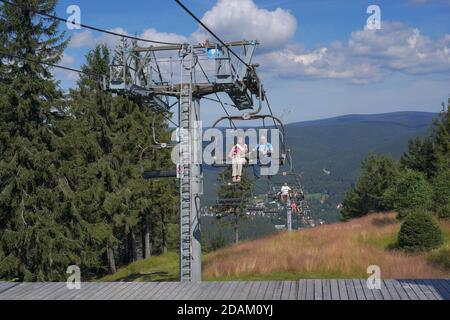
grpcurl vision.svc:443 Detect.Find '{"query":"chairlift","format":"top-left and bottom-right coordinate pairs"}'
top-left (210, 112), bottom-right (289, 173)
top-left (139, 116), bottom-right (177, 180)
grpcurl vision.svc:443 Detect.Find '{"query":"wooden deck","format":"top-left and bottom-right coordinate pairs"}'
top-left (0, 280), bottom-right (449, 300)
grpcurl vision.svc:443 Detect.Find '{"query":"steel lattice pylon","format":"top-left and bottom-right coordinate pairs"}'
top-left (107, 40), bottom-right (263, 282)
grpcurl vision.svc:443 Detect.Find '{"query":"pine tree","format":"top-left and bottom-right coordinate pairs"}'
top-left (0, 0), bottom-right (77, 281)
top-left (341, 154), bottom-right (399, 220)
top-left (64, 43), bottom-right (177, 273)
top-left (213, 167), bottom-right (253, 244)
top-left (401, 99), bottom-right (449, 179)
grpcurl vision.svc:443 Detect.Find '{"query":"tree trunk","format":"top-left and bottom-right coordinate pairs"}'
top-left (234, 215), bottom-right (239, 244)
top-left (162, 213), bottom-right (168, 254)
top-left (128, 230), bottom-right (137, 263)
top-left (106, 245), bottom-right (116, 274)
top-left (142, 217), bottom-right (152, 259)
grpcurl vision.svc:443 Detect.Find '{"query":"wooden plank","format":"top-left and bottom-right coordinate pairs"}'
top-left (247, 282), bottom-right (262, 300)
top-left (114, 283), bottom-right (146, 300)
top-left (221, 282), bottom-right (240, 300)
top-left (297, 280), bottom-right (307, 300)
top-left (0, 283), bottom-right (20, 297)
top-left (389, 280), bottom-right (410, 300)
top-left (195, 282), bottom-right (216, 300)
top-left (22, 283), bottom-right (56, 300)
top-left (93, 282), bottom-right (129, 300)
top-left (337, 280), bottom-right (349, 300)
top-left (169, 282), bottom-right (191, 300)
top-left (213, 282), bottom-right (233, 300)
top-left (125, 282), bottom-right (160, 300)
top-left (305, 280), bottom-right (314, 300)
top-left (314, 280), bottom-right (322, 300)
top-left (228, 282), bottom-right (247, 300)
top-left (371, 282), bottom-right (384, 301)
top-left (238, 282), bottom-right (257, 300)
top-left (15, 283), bottom-right (52, 300)
top-left (263, 281), bottom-right (277, 300)
top-left (398, 280), bottom-right (419, 300)
top-left (360, 279), bottom-right (375, 300)
top-left (0, 283), bottom-right (38, 300)
top-left (352, 279), bottom-right (366, 300)
top-left (156, 282), bottom-right (182, 300)
top-left (208, 282), bottom-right (228, 300)
top-left (120, 283), bottom-right (147, 300)
top-left (428, 279), bottom-right (450, 300)
top-left (247, 281), bottom-right (261, 300)
top-left (157, 282), bottom-right (182, 300)
top-left (255, 282), bottom-right (270, 300)
top-left (441, 279), bottom-right (450, 295)
top-left (322, 280), bottom-right (331, 300)
top-left (280, 281), bottom-right (297, 301)
top-left (163, 282), bottom-right (188, 300)
top-left (139, 282), bottom-right (167, 300)
top-left (414, 280), bottom-right (438, 300)
top-left (297, 280), bottom-right (306, 301)
top-left (272, 281), bottom-right (284, 300)
top-left (418, 280), bottom-right (442, 300)
top-left (102, 283), bottom-right (136, 300)
top-left (197, 282), bottom-right (218, 300)
top-left (26, 282), bottom-right (62, 300)
top-left (58, 282), bottom-right (98, 300)
top-left (406, 280), bottom-right (428, 300)
top-left (379, 280), bottom-right (394, 300)
top-left (187, 283), bottom-right (208, 301)
top-left (33, 283), bottom-right (67, 300)
top-left (345, 280), bottom-right (357, 300)
top-left (84, 283), bottom-right (121, 300)
top-left (330, 280), bottom-right (340, 300)
top-left (287, 281), bottom-right (297, 300)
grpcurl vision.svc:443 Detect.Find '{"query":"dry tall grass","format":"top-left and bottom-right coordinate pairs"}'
top-left (203, 213), bottom-right (450, 280)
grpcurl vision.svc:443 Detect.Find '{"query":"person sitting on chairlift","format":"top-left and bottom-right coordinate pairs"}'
top-left (229, 137), bottom-right (248, 183)
top-left (291, 201), bottom-right (299, 214)
top-left (252, 135), bottom-right (273, 179)
top-left (280, 182), bottom-right (291, 202)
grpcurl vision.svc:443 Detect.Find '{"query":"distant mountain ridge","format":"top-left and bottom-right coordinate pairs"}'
top-left (286, 111), bottom-right (437, 128)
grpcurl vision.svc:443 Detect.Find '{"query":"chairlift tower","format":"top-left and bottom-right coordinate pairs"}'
top-left (107, 39), bottom-right (262, 282)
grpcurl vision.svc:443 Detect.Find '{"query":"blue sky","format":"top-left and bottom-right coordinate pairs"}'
top-left (54, 0), bottom-right (450, 125)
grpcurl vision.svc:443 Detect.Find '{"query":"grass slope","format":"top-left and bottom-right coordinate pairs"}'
top-left (203, 213), bottom-right (450, 280)
top-left (100, 252), bottom-right (179, 282)
top-left (100, 213), bottom-right (450, 282)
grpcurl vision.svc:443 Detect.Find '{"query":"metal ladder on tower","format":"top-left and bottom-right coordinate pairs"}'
top-left (179, 75), bottom-right (193, 282)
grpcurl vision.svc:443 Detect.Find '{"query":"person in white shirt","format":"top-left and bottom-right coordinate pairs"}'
top-left (229, 137), bottom-right (248, 183)
top-left (280, 182), bottom-right (291, 202)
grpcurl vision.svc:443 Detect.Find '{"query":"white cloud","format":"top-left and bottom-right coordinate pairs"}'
top-left (260, 46), bottom-right (382, 84)
top-left (56, 54), bottom-right (78, 81)
top-left (63, 1), bottom-right (450, 86)
top-left (191, 0), bottom-right (297, 51)
top-left (259, 21), bottom-right (450, 84)
top-left (68, 27), bottom-right (188, 49)
top-left (349, 22), bottom-right (450, 75)
top-left (68, 30), bottom-right (95, 49)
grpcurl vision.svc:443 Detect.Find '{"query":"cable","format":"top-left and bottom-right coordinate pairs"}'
top-left (174, 0), bottom-right (251, 69)
top-left (0, 49), bottom-right (92, 75)
top-left (203, 97), bottom-right (238, 109)
top-left (0, 0), bottom-right (183, 46)
top-left (1, 50), bottom-right (180, 128)
top-left (197, 60), bottom-right (237, 129)
top-left (263, 93), bottom-right (279, 130)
